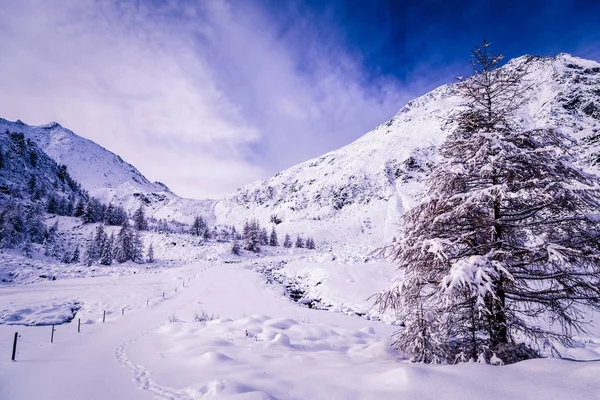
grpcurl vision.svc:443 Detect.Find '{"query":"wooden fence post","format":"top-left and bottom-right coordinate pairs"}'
top-left (11, 332), bottom-right (18, 361)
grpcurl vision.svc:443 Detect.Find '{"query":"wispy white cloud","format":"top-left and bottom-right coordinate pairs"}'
top-left (0, 0), bottom-right (412, 198)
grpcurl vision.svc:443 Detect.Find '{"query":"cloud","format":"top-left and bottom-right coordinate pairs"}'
top-left (0, 0), bottom-right (412, 198)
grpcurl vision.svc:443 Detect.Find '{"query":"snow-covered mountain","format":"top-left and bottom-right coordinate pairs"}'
top-left (0, 118), bottom-right (215, 222)
top-left (2, 53), bottom-right (598, 251)
top-left (213, 54), bottom-right (600, 251)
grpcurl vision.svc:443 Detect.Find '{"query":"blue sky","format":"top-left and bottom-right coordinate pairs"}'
top-left (0, 0), bottom-right (598, 198)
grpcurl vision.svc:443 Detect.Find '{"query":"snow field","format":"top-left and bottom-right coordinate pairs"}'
top-left (0, 262), bottom-right (216, 399)
top-left (1, 258), bottom-right (600, 399)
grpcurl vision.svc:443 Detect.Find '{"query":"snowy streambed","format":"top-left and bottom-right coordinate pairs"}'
top-left (246, 255), bottom-right (399, 323)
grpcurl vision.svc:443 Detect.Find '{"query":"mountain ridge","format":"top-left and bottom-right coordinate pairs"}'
top-left (1, 52), bottom-right (599, 252)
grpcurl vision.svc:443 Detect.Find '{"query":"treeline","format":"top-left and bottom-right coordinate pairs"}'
top-left (233, 218), bottom-right (316, 254)
top-left (83, 220), bottom-right (154, 266)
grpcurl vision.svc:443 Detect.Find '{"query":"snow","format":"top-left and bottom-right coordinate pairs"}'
top-left (2, 257), bottom-right (600, 399)
top-left (1, 52), bottom-right (600, 399)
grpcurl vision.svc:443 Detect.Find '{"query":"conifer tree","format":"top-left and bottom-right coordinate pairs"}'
top-left (146, 243), bottom-right (155, 263)
top-left (22, 237), bottom-right (32, 258)
top-left (269, 226), bottom-right (278, 246)
top-left (231, 239), bottom-right (241, 255)
top-left (99, 233), bottom-right (114, 266)
top-left (47, 195), bottom-right (57, 214)
top-left (259, 227), bottom-right (269, 246)
top-left (84, 232), bottom-right (95, 266)
top-left (283, 234), bottom-right (292, 248)
top-left (133, 206), bottom-right (148, 231)
top-left (375, 40), bottom-right (600, 364)
top-left (74, 200), bottom-right (85, 217)
top-left (82, 202), bottom-right (94, 223)
top-left (62, 249), bottom-right (72, 264)
top-left (295, 235), bottom-right (304, 248)
top-left (71, 245), bottom-right (80, 263)
top-left (93, 225), bottom-right (107, 260)
top-left (190, 216), bottom-right (207, 236)
top-left (104, 203), bottom-right (115, 225)
top-left (132, 231), bottom-right (144, 263)
top-left (242, 219), bottom-right (261, 253)
top-left (115, 220), bottom-right (133, 263)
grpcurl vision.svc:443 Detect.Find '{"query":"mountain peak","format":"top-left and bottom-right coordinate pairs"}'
top-left (38, 121), bottom-right (63, 130)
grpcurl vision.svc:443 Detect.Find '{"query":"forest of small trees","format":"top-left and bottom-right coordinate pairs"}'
top-left (237, 218), bottom-right (316, 254)
top-left (375, 40), bottom-right (600, 365)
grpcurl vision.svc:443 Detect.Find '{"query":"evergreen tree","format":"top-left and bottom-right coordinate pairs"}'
top-left (62, 249), bottom-right (72, 264)
top-left (74, 200), bottom-right (85, 217)
top-left (71, 245), bottom-right (80, 263)
top-left (115, 220), bottom-right (134, 263)
top-left (99, 233), bottom-right (114, 266)
top-left (26, 203), bottom-right (46, 244)
top-left (47, 195), bottom-right (57, 214)
top-left (375, 40), bottom-right (600, 364)
top-left (82, 202), bottom-right (94, 223)
top-left (66, 197), bottom-right (75, 216)
top-left (231, 239), bottom-right (241, 255)
top-left (259, 227), bottom-right (269, 246)
top-left (133, 206), bottom-right (148, 231)
top-left (242, 219), bottom-right (261, 253)
top-left (93, 225), bottom-right (108, 260)
top-left (22, 237), bottom-right (32, 258)
top-left (146, 243), bottom-right (155, 263)
top-left (295, 235), bottom-right (304, 248)
top-left (190, 216), bottom-right (207, 236)
top-left (104, 203), bottom-right (115, 225)
top-left (269, 226), bottom-right (278, 246)
top-left (132, 231), bottom-right (144, 263)
top-left (283, 234), bottom-right (292, 248)
top-left (306, 237), bottom-right (316, 250)
top-left (84, 232), bottom-right (95, 266)
top-left (105, 204), bottom-right (127, 226)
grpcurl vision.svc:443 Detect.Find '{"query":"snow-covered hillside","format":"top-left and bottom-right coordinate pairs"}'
top-left (0, 118), bottom-right (215, 222)
top-left (2, 53), bottom-right (598, 252)
top-left (214, 54), bottom-right (600, 252)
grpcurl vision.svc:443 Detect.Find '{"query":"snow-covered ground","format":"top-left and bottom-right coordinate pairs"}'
top-left (1, 253), bottom-right (600, 400)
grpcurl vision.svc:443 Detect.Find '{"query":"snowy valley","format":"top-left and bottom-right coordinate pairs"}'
top-left (1, 53), bottom-right (600, 399)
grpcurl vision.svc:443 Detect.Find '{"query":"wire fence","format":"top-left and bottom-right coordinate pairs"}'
top-left (8, 264), bottom-right (213, 361)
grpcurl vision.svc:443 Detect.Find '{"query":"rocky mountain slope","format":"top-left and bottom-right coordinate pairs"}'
top-left (0, 118), bottom-right (214, 223)
top-left (0, 129), bottom-right (84, 206)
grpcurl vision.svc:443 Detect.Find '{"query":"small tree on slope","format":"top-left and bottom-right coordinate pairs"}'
top-left (133, 206), bottom-right (148, 231)
top-left (375, 40), bottom-right (600, 364)
top-left (283, 234), bottom-right (292, 248)
top-left (269, 226), bottom-right (278, 246)
top-left (146, 243), bottom-right (155, 263)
